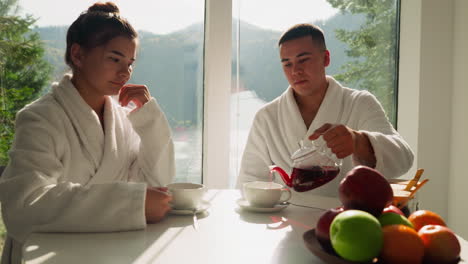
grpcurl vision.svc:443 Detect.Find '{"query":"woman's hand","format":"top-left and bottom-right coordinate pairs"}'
top-left (118, 84), bottom-right (151, 110)
top-left (145, 187), bottom-right (172, 223)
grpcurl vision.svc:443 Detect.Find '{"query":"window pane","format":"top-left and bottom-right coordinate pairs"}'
top-left (230, 0), bottom-right (400, 186)
top-left (4, 0), bottom-right (205, 183)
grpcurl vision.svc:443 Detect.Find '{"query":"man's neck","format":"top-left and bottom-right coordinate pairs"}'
top-left (294, 80), bottom-right (329, 129)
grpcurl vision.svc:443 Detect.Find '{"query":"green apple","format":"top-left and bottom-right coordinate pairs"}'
top-left (378, 212), bottom-right (414, 228)
top-left (330, 210), bottom-right (383, 262)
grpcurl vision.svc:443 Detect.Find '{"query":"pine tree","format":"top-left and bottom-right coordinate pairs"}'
top-left (327, 0), bottom-right (399, 124)
top-left (0, 0), bottom-right (52, 165)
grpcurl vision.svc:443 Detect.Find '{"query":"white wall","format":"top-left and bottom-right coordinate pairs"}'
top-left (448, 0), bottom-right (468, 239)
top-left (399, 0), bottom-right (468, 238)
top-left (417, 0), bottom-right (453, 219)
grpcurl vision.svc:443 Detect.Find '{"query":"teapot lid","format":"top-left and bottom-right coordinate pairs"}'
top-left (290, 141), bottom-right (317, 161)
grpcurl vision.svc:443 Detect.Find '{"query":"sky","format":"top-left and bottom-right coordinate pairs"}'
top-left (18, 0), bottom-right (339, 34)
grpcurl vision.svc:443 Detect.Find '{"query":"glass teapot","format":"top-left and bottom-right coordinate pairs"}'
top-left (270, 138), bottom-right (342, 192)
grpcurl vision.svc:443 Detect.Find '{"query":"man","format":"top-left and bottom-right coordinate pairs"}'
top-left (236, 24), bottom-right (414, 198)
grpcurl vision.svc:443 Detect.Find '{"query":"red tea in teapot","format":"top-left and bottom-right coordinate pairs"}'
top-left (291, 166), bottom-right (340, 192)
top-left (270, 139), bottom-right (342, 192)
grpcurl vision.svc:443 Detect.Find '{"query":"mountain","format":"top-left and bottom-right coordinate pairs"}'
top-left (34, 12), bottom-right (364, 127)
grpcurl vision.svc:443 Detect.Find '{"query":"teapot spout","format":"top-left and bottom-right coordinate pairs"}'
top-left (269, 166), bottom-right (293, 188)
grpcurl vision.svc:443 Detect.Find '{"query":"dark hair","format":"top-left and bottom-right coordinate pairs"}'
top-left (278, 23), bottom-right (327, 50)
top-left (65, 2), bottom-right (138, 68)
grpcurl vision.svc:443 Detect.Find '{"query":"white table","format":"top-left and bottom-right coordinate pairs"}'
top-left (22, 190), bottom-right (468, 264)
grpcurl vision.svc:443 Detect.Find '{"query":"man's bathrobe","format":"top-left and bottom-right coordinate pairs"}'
top-left (237, 76), bottom-right (414, 199)
top-left (0, 74), bottom-right (175, 262)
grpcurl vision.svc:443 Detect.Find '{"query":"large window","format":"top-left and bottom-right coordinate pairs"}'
top-left (229, 0), bottom-right (401, 187)
top-left (1, 0), bottom-right (206, 183)
top-left (1, 0), bottom-right (400, 186)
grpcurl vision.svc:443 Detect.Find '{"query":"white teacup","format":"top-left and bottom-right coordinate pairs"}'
top-left (167, 182), bottom-right (206, 210)
top-left (243, 181), bottom-right (292, 208)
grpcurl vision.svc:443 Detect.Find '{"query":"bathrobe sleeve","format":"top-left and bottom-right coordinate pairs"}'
top-left (353, 92), bottom-right (414, 178)
top-left (0, 108), bottom-right (147, 243)
top-left (236, 110), bottom-right (273, 188)
top-left (127, 98), bottom-right (175, 187)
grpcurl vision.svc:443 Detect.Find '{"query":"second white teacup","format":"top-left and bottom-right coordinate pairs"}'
top-left (167, 182), bottom-right (206, 210)
top-left (243, 181), bottom-right (292, 208)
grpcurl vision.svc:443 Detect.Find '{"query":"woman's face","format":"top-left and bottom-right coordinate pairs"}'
top-left (75, 36), bottom-right (137, 96)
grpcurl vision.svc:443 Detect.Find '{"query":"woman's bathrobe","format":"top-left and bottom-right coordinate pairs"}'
top-left (237, 76), bottom-right (414, 199)
top-left (0, 74), bottom-right (175, 248)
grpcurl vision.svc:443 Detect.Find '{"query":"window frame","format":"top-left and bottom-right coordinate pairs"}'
top-left (202, 0), bottom-right (232, 188)
top-left (397, 0), bottom-right (422, 178)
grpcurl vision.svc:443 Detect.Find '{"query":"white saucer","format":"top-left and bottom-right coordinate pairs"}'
top-left (236, 198), bottom-right (289, 213)
top-left (170, 200), bottom-right (211, 215)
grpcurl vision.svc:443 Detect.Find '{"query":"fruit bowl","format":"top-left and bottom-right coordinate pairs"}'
top-left (303, 228), bottom-right (466, 264)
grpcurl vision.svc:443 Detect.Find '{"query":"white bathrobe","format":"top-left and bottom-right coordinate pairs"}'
top-left (0, 74), bottom-right (175, 249)
top-left (237, 76), bottom-right (414, 200)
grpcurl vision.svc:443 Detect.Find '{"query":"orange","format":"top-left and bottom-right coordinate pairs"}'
top-left (408, 210), bottom-right (446, 231)
top-left (419, 225), bottom-right (461, 264)
top-left (380, 225), bottom-right (425, 264)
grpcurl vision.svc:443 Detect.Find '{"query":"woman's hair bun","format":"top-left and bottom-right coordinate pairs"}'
top-left (88, 2), bottom-right (120, 14)
top-left (65, 1), bottom-right (137, 69)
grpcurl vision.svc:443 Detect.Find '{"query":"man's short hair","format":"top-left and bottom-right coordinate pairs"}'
top-left (278, 23), bottom-right (327, 50)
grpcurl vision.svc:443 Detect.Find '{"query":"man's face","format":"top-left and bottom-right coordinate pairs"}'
top-left (279, 36), bottom-right (330, 97)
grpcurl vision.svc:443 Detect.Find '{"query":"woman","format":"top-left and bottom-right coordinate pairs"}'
top-left (0, 2), bottom-right (174, 261)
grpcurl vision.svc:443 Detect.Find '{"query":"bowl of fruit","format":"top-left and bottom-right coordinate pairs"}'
top-left (304, 166), bottom-right (463, 264)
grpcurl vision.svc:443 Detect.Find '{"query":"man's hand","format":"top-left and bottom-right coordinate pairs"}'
top-left (309, 123), bottom-right (376, 167)
top-left (308, 123), bottom-right (356, 159)
top-left (118, 84), bottom-right (151, 110)
top-left (145, 187), bottom-right (172, 223)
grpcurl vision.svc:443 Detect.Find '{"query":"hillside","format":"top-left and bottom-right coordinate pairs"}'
top-left (34, 12), bottom-right (363, 127)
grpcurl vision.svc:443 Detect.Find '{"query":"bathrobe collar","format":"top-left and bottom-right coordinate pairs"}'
top-left (277, 75), bottom-right (344, 155)
top-left (52, 74), bottom-right (127, 184)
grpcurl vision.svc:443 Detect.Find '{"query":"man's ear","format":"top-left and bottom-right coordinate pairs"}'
top-left (323, 50), bottom-right (331, 67)
top-left (70, 43), bottom-right (84, 68)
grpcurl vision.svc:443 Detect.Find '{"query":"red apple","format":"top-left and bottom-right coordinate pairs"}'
top-left (315, 207), bottom-right (344, 253)
top-left (383, 204), bottom-right (404, 216)
top-left (339, 166), bottom-right (393, 217)
top-left (418, 225), bottom-right (461, 264)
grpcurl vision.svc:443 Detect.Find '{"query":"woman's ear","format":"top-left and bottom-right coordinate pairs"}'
top-left (70, 43), bottom-right (84, 68)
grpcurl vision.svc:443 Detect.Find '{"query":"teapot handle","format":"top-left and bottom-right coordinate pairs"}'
top-left (269, 166), bottom-right (293, 188)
